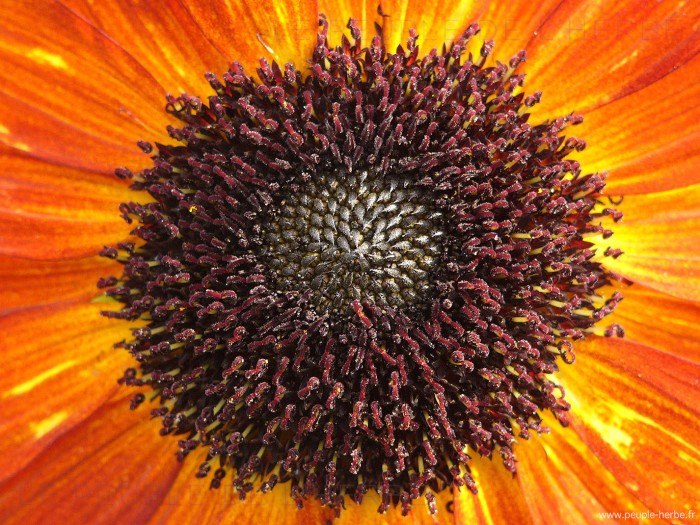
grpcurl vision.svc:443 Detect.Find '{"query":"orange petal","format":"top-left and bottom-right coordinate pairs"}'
top-left (60, 0), bottom-right (230, 98)
top-left (558, 336), bottom-right (700, 514)
top-left (608, 283), bottom-right (700, 363)
top-left (320, 0), bottom-right (565, 61)
top-left (150, 447), bottom-right (455, 524)
top-left (0, 0), bottom-right (173, 172)
top-left (374, 0), bottom-right (489, 53)
top-left (524, 1), bottom-right (700, 118)
top-left (335, 490), bottom-right (451, 524)
top-left (0, 302), bottom-right (133, 483)
top-left (0, 392), bottom-right (181, 525)
top-left (485, 1), bottom-right (700, 196)
top-left (0, 148), bottom-right (134, 260)
top-left (453, 455), bottom-right (532, 525)
top-left (515, 417), bottom-right (651, 523)
top-left (180, 0), bottom-right (319, 75)
top-left (594, 184), bottom-right (700, 301)
top-left (319, 0), bottom-right (478, 65)
top-left (320, 0), bottom-right (480, 54)
top-left (518, 1), bottom-right (700, 194)
top-left (475, 1), bottom-right (579, 64)
top-left (578, 53), bottom-right (700, 195)
top-left (379, 0), bottom-right (566, 59)
top-left (146, 448), bottom-right (334, 525)
top-left (319, 0), bottom-right (379, 47)
top-left (0, 255), bottom-right (119, 312)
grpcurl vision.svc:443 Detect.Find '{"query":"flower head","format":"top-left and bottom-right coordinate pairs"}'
top-left (1, 1), bottom-right (699, 524)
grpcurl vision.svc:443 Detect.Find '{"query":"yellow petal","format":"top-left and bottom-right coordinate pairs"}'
top-left (0, 302), bottom-right (133, 483)
top-left (558, 336), bottom-right (700, 514)
top-left (0, 147), bottom-right (134, 260)
top-left (595, 184), bottom-right (700, 301)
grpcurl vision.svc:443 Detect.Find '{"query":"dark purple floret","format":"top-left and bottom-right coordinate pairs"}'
top-left (101, 18), bottom-right (622, 516)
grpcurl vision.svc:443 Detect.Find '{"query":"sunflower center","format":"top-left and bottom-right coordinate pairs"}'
top-left (101, 16), bottom-right (623, 519)
top-left (264, 168), bottom-right (443, 314)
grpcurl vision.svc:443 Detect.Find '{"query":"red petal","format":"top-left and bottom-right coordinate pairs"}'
top-left (60, 0), bottom-right (230, 98)
top-left (0, 392), bottom-right (180, 525)
top-left (609, 283), bottom-right (700, 363)
top-left (558, 337), bottom-right (700, 513)
top-left (0, 0), bottom-right (173, 172)
top-left (525, 1), bottom-right (700, 118)
top-left (453, 455), bottom-right (532, 525)
top-left (0, 302), bottom-right (133, 483)
top-left (596, 184), bottom-right (700, 301)
top-left (519, 2), bottom-right (700, 194)
top-left (475, 1), bottom-right (578, 61)
top-left (515, 416), bottom-right (652, 523)
top-left (180, 0), bottom-right (319, 75)
top-left (579, 53), bottom-right (700, 195)
top-left (0, 148), bottom-right (134, 260)
top-left (146, 449), bottom-right (335, 525)
top-left (0, 255), bottom-right (119, 312)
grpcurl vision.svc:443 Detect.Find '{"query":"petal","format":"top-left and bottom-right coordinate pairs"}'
top-left (180, 0), bottom-right (319, 75)
top-left (475, 1), bottom-right (578, 63)
top-left (336, 490), bottom-right (451, 524)
top-left (0, 302), bottom-right (133, 483)
top-left (377, 0), bottom-right (564, 57)
top-left (149, 449), bottom-right (453, 525)
top-left (453, 455), bottom-right (532, 525)
top-left (578, 53), bottom-right (700, 195)
top-left (0, 392), bottom-right (180, 525)
top-left (609, 283), bottom-right (700, 363)
top-left (0, 255), bottom-right (119, 312)
top-left (515, 417), bottom-right (651, 523)
top-left (146, 451), bottom-right (334, 525)
top-left (558, 336), bottom-right (700, 514)
top-left (320, 0), bottom-right (567, 63)
top-left (319, 0), bottom-right (380, 47)
top-left (524, 1), bottom-right (700, 118)
top-left (375, 0), bottom-right (488, 53)
top-left (60, 0), bottom-right (230, 97)
top-left (594, 184), bottom-right (700, 301)
top-left (0, 148), bottom-right (134, 260)
top-left (0, 0), bottom-right (173, 172)
top-left (517, 1), bottom-right (700, 194)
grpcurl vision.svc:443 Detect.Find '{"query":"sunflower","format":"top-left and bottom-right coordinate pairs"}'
top-left (1, 0), bottom-right (699, 523)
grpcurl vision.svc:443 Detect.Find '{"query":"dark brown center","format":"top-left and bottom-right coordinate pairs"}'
top-left (99, 17), bottom-right (622, 518)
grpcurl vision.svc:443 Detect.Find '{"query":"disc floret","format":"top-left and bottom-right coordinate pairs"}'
top-left (101, 18), bottom-right (622, 516)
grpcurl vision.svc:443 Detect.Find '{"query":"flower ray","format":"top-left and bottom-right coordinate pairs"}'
top-left (516, 414), bottom-right (652, 524)
top-left (559, 336), bottom-right (700, 513)
top-left (0, 0), bottom-right (175, 172)
top-left (0, 148), bottom-right (136, 260)
top-left (0, 255), bottom-right (119, 313)
top-left (523, 0), bottom-right (700, 118)
top-left (0, 391), bottom-right (180, 525)
top-left (594, 183), bottom-right (700, 301)
top-left (607, 283), bottom-right (700, 363)
top-left (0, 302), bottom-right (134, 483)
